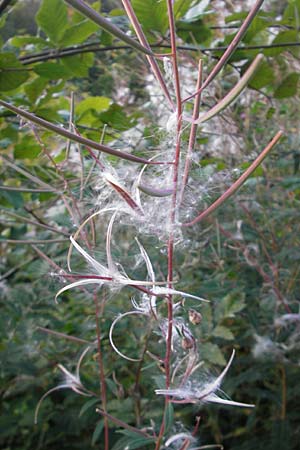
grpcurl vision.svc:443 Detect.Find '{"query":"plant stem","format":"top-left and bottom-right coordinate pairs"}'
top-left (93, 289), bottom-right (109, 450)
top-left (17, 42), bottom-right (300, 66)
top-left (179, 59), bottom-right (203, 204)
top-left (156, 2), bottom-right (183, 448)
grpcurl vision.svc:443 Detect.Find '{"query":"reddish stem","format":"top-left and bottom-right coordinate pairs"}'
top-left (155, 1), bottom-right (183, 448)
top-left (179, 59), bottom-right (203, 204)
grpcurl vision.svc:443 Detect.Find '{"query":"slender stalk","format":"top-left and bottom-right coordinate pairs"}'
top-left (96, 408), bottom-right (152, 438)
top-left (17, 41), bottom-right (300, 66)
top-left (279, 365), bottom-right (287, 420)
top-left (121, 0), bottom-right (174, 110)
top-left (36, 326), bottom-right (92, 345)
top-left (2, 209), bottom-right (69, 236)
top-left (93, 290), bottom-right (109, 450)
top-left (183, 131), bottom-right (283, 227)
top-left (0, 185), bottom-right (56, 193)
top-left (64, 0), bottom-right (154, 56)
top-left (179, 59), bottom-right (203, 204)
top-left (0, 100), bottom-right (162, 165)
top-left (156, 2), bottom-right (182, 448)
top-left (2, 238), bottom-right (68, 244)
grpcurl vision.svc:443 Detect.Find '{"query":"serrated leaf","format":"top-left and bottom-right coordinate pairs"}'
top-left (215, 291), bottom-right (246, 322)
top-left (213, 325), bottom-right (234, 341)
top-left (36, 0), bottom-right (68, 44)
top-left (60, 19), bottom-right (99, 46)
top-left (201, 342), bottom-right (226, 366)
top-left (131, 0), bottom-right (168, 34)
top-left (0, 53), bottom-right (29, 91)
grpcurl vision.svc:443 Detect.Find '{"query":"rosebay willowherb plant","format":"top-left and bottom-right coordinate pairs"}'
top-left (0, 0), bottom-right (285, 448)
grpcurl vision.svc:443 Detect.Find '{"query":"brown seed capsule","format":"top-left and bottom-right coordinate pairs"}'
top-left (188, 309), bottom-right (202, 325)
top-left (181, 336), bottom-right (194, 350)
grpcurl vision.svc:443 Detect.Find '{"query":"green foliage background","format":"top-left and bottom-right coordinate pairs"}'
top-left (0, 0), bottom-right (299, 449)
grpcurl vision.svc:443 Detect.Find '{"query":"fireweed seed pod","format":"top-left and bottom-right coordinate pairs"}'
top-left (181, 336), bottom-right (195, 350)
top-left (188, 309), bottom-right (202, 325)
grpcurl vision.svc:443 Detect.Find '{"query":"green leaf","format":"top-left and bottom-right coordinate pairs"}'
top-left (61, 53), bottom-right (94, 77)
top-left (36, 0), bottom-right (68, 44)
top-left (131, 0), bottom-right (168, 34)
top-left (177, 19), bottom-right (212, 44)
top-left (76, 96), bottom-right (111, 117)
top-left (79, 398), bottom-right (99, 417)
top-left (201, 342), bottom-right (226, 365)
top-left (60, 19), bottom-right (99, 46)
top-left (33, 63), bottom-right (71, 80)
top-left (248, 60), bottom-right (275, 89)
top-left (111, 435), bottom-right (155, 450)
top-left (274, 73), bottom-right (300, 98)
top-left (264, 31), bottom-right (299, 57)
top-left (14, 137), bottom-right (41, 160)
top-left (163, 402), bottom-right (174, 434)
top-left (282, 0), bottom-right (300, 26)
top-left (0, 53), bottom-right (29, 91)
top-left (9, 35), bottom-right (48, 48)
top-left (215, 291), bottom-right (246, 322)
top-left (183, 0), bottom-right (212, 21)
top-left (24, 77), bottom-right (48, 103)
top-left (212, 325), bottom-right (234, 341)
top-left (91, 420), bottom-right (104, 446)
top-left (0, 190), bottom-right (24, 209)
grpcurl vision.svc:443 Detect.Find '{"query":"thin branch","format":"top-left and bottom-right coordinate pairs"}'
top-left (0, 185), bottom-right (57, 193)
top-left (0, 100), bottom-right (165, 165)
top-left (179, 59), bottom-right (203, 204)
top-left (64, 0), bottom-right (154, 56)
top-left (36, 326), bottom-right (93, 345)
top-left (1, 238), bottom-right (69, 244)
top-left (17, 42), bottom-right (300, 66)
top-left (2, 210), bottom-right (69, 236)
top-left (121, 0), bottom-right (174, 110)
